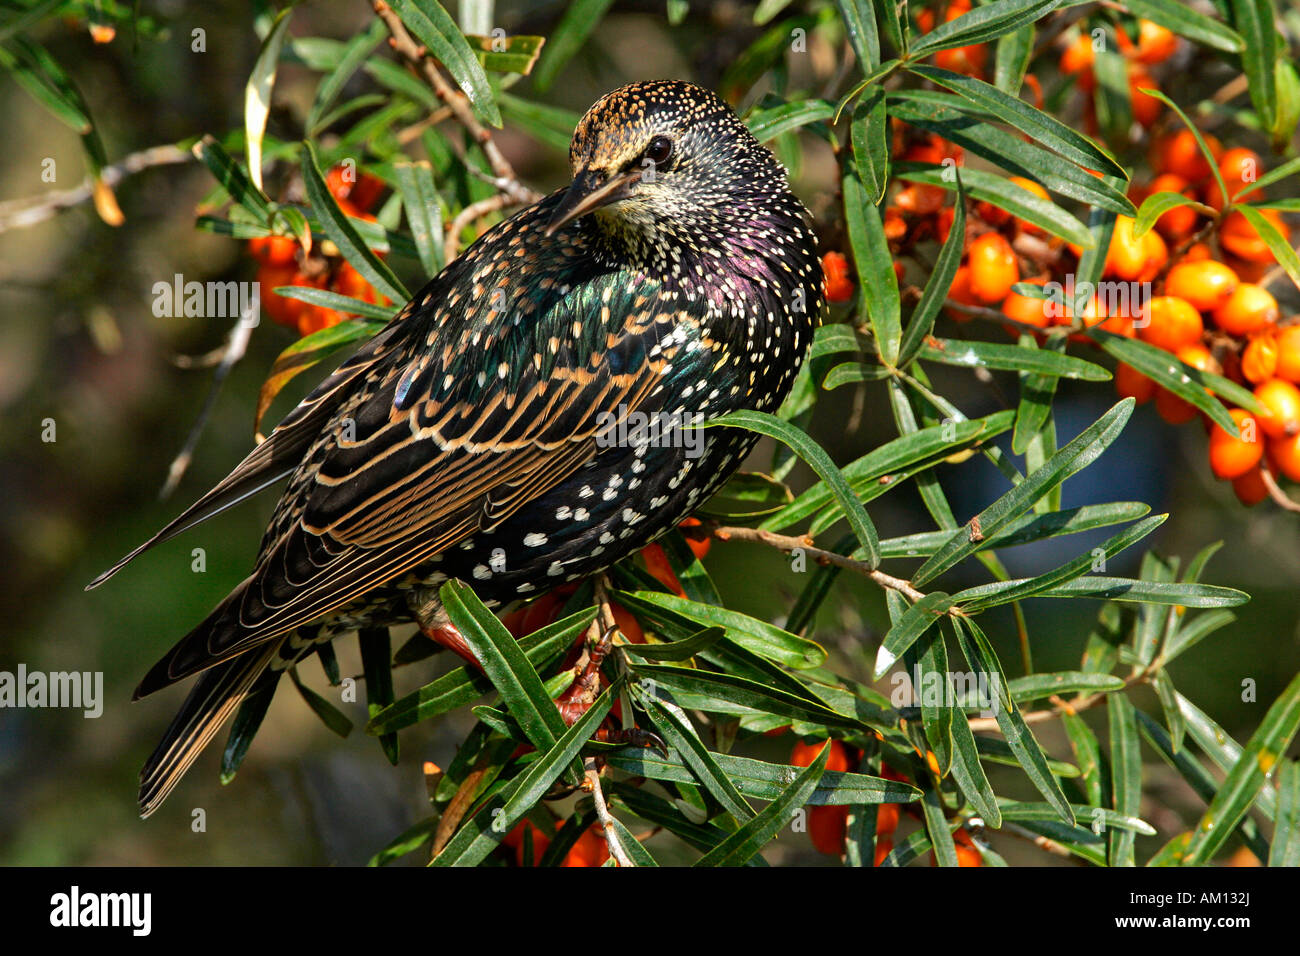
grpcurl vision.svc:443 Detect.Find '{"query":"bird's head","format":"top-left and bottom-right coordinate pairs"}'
top-left (546, 80), bottom-right (787, 250)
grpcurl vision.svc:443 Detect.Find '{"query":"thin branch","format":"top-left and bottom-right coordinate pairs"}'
top-left (1261, 464), bottom-right (1300, 513)
top-left (443, 192), bottom-right (516, 263)
top-left (0, 144), bottom-right (189, 233)
top-left (584, 757), bottom-right (634, 867)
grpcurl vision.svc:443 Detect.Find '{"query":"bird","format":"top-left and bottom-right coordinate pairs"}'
top-left (88, 79), bottom-right (825, 817)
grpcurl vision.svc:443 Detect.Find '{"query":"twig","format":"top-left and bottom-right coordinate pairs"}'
top-left (1261, 465), bottom-right (1300, 513)
top-left (711, 524), bottom-right (930, 603)
top-left (0, 144), bottom-right (189, 233)
top-left (159, 306), bottom-right (257, 498)
top-left (584, 757), bottom-right (634, 867)
top-left (443, 192), bottom-right (516, 263)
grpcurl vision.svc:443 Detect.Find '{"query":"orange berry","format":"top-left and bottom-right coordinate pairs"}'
top-left (874, 836), bottom-right (893, 866)
top-left (248, 235), bottom-right (297, 266)
top-left (503, 819), bottom-right (552, 866)
top-left (1164, 260), bottom-right (1239, 312)
top-left (1105, 216), bottom-right (1156, 281)
top-left (1212, 283), bottom-right (1279, 336)
top-left (1147, 173), bottom-right (1199, 240)
top-left (1232, 466), bottom-right (1270, 506)
top-left (1183, 242), bottom-right (1213, 262)
top-left (967, 232), bottom-right (1019, 304)
top-left (609, 600), bottom-right (645, 644)
top-left (1139, 296), bottom-right (1204, 352)
top-left (1135, 19), bottom-right (1178, 64)
top-left (1242, 335), bottom-right (1279, 384)
top-left (883, 208), bottom-right (907, 241)
top-left (256, 262), bottom-right (301, 327)
top-left (640, 542), bottom-right (685, 596)
top-left (876, 802), bottom-right (900, 836)
top-left (1115, 362), bottom-right (1156, 404)
top-left (1129, 67), bottom-right (1163, 128)
top-left (1155, 343), bottom-right (1217, 424)
top-left (678, 517), bottom-right (711, 559)
top-left (936, 206), bottom-right (956, 244)
top-left (1208, 408), bottom-right (1263, 479)
top-left (560, 824), bottom-right (610, 867)
top-left (895, 182), bottom-right (946, 215)
top-left (944, 265), bottom-right (978, 322)
top-left (1221, 208), bottom-right (1289, 264)
top-left (1153, 129), bottom-right (1221, 182)
top-left (1269, 432), bottom-right (1300, 482)
top-left (935, 43), bottom-right (986, 78)
top-left (1061, 34), bottom-right (1096, 91)
top-left (1275, 326), bottom-right (1300, 383)
top-left (296, 303), bottom-right (342, 338)
top-left (1001, 276), bottom-right (1052, 329)
top-left (808, 804), bottom-right (850, 855)
top-left (822, 251), bottom-right (854, 303)
top-left (1217, 148), bottom-right (1261, 196)
top-left (1253, 379), bottom-right (1300, 439)
top-left (790, 739), bottom-right (853, 773)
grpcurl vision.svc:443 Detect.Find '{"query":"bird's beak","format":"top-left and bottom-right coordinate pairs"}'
top-left (545, 167), bottom-right (642, 236)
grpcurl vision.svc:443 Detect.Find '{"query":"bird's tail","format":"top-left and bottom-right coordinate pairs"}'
top-left (138, 642), bottom-right (281, 818)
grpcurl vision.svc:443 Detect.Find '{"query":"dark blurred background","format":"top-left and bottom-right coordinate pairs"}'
top-left (1, 1), bottom-right (1297, 866)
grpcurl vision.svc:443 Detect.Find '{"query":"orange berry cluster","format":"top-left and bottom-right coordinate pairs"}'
top-left (1061, 19), bottom-right (1179, 130)
top-left (1112, 133), bottom-right (1298, 505)
top-left (250, 164), bottom-right (390, 337)
top-left (502, 818), bottom-right (611, 867)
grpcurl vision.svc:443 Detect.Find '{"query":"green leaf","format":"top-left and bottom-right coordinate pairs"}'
top-left (367, 817), bottom-right (438, 866)
top-left (908, 65), bottom-right (1124, 178)
top-left (393, 161), bottom-right (445, 278)
top-left (873, 592), bottom-right (953, 679)
top-left (992, 22), bottom-right (1033, 93)
top-left (913, 400), bottom-right (1134, 587)
top-left (368, 610), bottom-right (594, 734)
top-left (308, 19), bottom-right (387, 134)
top-left (0, 36), bottom-right (90, 132)
top-left (1092, 39), bottom-right (1132, 147)
top-left (1133, 191), bottom-right (1215, 238)
top-left (288, 668), bottom-right (353, 737)
top-left (698, 471), bottom-right (794, 521)
top-left (245, 7), bottom-right (294, 191)
top-left (1090, 330), bottom-right (1261, 430)
top-left (708, 409), bottom-right (880, 567)
top-left (1032, 577), bottom-right (1249, 607)
top-left (1107, 692), bottom-right (1141, 866)
top-left (899, 173), bottom-right (966, 364)
top-left (693, 744), bottom-right (829, 866)
top-left (220, 679), bottom-right (277, 784)
top-left (851, 88), bottom-right (889, 204)
top-left (922, 788), bottom-right (959, 866)
top-left (1153, 668), bottom-right (1185, 754)
top-left (637, 693), bottom-right (755, 821)
top-left (1063, 711), bottom-right (1104, 806)
top-left (1139, 87), bottom-right (1232, 209)
top-left (359, 628), bottom-right (398, 764)
top-left (621, 625), bottom-right (726, 662)
top-left (956, 618), bottom-right (1075, 825)
top-left (889, 93), bottom-right (1135, 216)
top-left (1008, 671), bottom-right (1126, 702)
top-left (916, 629), bottom-right (954, 775)
top-left (440, 581), bottom-right (569, 755)
top-left (532, 0), bottom-right (615, 92)
top-left (1124, 0), bottom-right (1244, 52)
top-left (918, 337), bottom-right (1110, 381)
top-left (1181, 671), bottom-right (1300, 865)
top-left (746, 99), bottom-right (835, 142)
top-left (301, 141), bottom-right (408, 304)
top-left (272, 286), bottom-right (394, 322)
top-left (388, 0), bottom-right (501, 126)
top-left (620, 592), bottom-right (823, 669)
top-left (192, 136), bottom-right (271, 221)
top-left (1162, 609), bottom-right (1236, 664)
top-left (950, 705), bottom-right (1001, 825)
top-left (835, 0), bottom-right (881, 70)
top-left (1236, 204), bottom-right (1300, 291)
top-left (1269, 760), bottom-right (1300, 867)
top-left (1230, 0), bottom-right (1279, 133)
top-left (843, 169), bottom-right (902, 363)
top-left (467, 33), bottom-right (546, 74)
top-left (909, 0), bottom-right (1064, 57)
top-left (1232, 156), bottom-right (1300, 203)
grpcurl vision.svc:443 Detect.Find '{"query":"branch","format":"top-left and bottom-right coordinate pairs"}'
top-left (443, 193), bottom-right (515, 263)
top-left (584, 757), bottom-right (635, 867)
top-left (0, 144), bottom-right (189, 233)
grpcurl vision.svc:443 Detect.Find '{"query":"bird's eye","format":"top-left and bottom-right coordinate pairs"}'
top-left (644, 135), bottom-right (673, 167)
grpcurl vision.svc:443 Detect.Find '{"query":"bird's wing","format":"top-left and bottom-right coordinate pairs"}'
top-left (137, 203), bottom-right (718, 692)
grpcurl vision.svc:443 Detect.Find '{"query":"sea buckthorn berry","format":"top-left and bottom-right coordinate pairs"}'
top-left (1270, 432), bottom-right (1300, 482)
top-left (1139, 296), bottom-right (1204, 353)
top-left (1221, 208), bottom-right (1289, 264)
top-left (1152, 129), bottom-right (1221, 182)
top-left (678, 517), bottom-right (711, 559)
top-left (935, 43), bottom-right (987, 78)
top-left (1253, 379), bottom-right (1300, 439)
top-left (1115, 362), bottom-right (1156, 404)
top-left (809, 805), bottom-right (850, 855)
top-left (1129, 67), bottom-right (1163, 128)
top-left (1208, 409), bottom-right (1263, 479)
top-left (936, 205), bottom-right (956, 244)
top-left (1275, 326), bottom-right (1300, 383)
top-left (1164, 260), bottom-right (1239, 312)
top-left (967, 232), bottom-right (1019, 304)
top-left (1001, 276), bottom-right (1052, 329)
top-left (874, 836), bottom-right (893, 866)
top-left (1242, 335), bottom-right (1279, 384)
top-left (945, 265), bottom-right (978, 322)
top-left (790, 739), bottom-right (853, 773)
top-left (1217, 148), bottom-right (1261, 194)
top-left (1135, 19), bottom-right (1178, 64)
top-left (1061, 33), bottom-right (1096, 91)
top-left (609, 600), bottom-right (645, 644)
top-left (1212, 283), bottom-right (1278, 336)
top-left (503, 819), bottom-right (552, 866)
top-left (1232, 466), bottom-right (1270, 506)
top-left (561, 824), bottom-right (610, 867)
top-left (895, 183), bottom-right (946, 215)
top-left (883, 208), bottom-right (907, 241)
top-left (822, 251), bottom-right (854, 303)
top-left (1105, 216), bottom-right (1165, 281)
top-left (1147, 173), bottom-right (1199, 240)
top-left (1183, 242), bottom-right (1213, 262)
top-left (248, 235), bottom-right (297, 266)
top-left (876, 802), bottom-right (900, 836)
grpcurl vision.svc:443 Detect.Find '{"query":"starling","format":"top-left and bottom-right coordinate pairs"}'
top-left (89, 79), bottom-right (825, 817)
